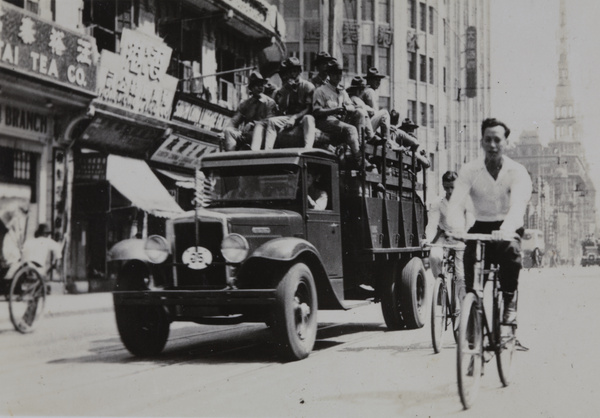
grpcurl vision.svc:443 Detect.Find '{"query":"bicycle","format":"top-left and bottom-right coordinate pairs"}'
top-left (455, 232), bottom-right (518, 410)
top-left (428, 242), bottom-right (464, 353)
top-left (6, 260), bottom-right (55, 333)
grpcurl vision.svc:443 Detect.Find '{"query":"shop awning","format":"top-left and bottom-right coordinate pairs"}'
top-left (154, 168), bottom-right (195, 189)
top-left (107, 155), bottom-right (184, 218)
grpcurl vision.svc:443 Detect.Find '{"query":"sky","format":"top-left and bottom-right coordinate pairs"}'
top-left (490, 0), bottom-right (600, 203)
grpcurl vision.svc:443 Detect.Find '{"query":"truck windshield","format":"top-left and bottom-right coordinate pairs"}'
top-left (204, 166), bottom-right (300, 205)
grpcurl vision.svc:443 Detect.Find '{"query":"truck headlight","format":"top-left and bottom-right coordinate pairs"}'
top-left (144, 235), bottom-right (170, 263)
top-left (221, 233), bottom-right (249, 263)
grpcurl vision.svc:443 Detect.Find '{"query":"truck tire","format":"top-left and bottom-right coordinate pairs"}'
top-left (381, 262), bottom-right (406, 330)
top-left (399, 258), bottom-right (427, 329)
top-left (273, 262), bottom-right (318, 361)
top-left (115, 305), bottom-right (170, 357)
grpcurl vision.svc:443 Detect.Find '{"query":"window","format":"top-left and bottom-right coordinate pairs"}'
top-left (443, 18), bottom-right (447, 45)
top-left (83, 0), bottom-right (134, 53)
top-left (420, 102), bottom-right (427, 126)
top-left (0, 146), bottom-right (38, 202)
top-left (284, 1), bottom-right (300, 17)
top-left (379, 96), bottom-right (390, 110)
top-left (429, 57), bottom-right (434, 84)
top-left (304, 41), bottom-right (319, 74)
top-left (361, 46), bottom-right (374, 74)
top-left (429, 104), bottom-right (434, 128)
top-left (419, 2), bottom-right (426, 31)
top-left (378, 47), bottom-right (389, 75)
top-left (419, 54), bottom-right (426, 82)
top-left (444, 126), bottom-right (448, 149)
top-left (408, 100), bottom-right (416, 121)
top-left (287, 43), bottom-right (300, 58)
top-left (305, 0), bottom-right (320, 19)
top-left (429, 153), bottom-right (435, 171)
top-left (4, 0), bottom-right (38, 13)
top-left (408, 0), bottom-right (416, 29)
top-left (344, 0), bottom-right (358, 20)
top-left (408, 52), bottom-right (416, 80)
top-left (429, 6), bottom-right (434, 34)
top-left (343, 44), bottom-right (357, 73)
top-left (443, 67), bottom-right (446, 92)
top-left (362, 0), bottom-right (374, 21)
top-left (378, 0), bottom-right (390, 23)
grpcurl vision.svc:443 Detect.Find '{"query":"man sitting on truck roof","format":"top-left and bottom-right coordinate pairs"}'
top-left (262, 57), bottom-right (316, 150)
top-left (346, 76), bottom-right (390, 145)
top-left (312, 61), bottom-right (373, 170)
top-left (221, 72), bottom-right (277, 151)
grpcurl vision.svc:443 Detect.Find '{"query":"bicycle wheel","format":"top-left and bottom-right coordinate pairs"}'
top-left (457, 293), bottom-right (483, 410)
top-left (451, 277), bottom-right (460, 343)
top-left (9, 267), bottom-right (46, 333)
top-left (495, 291), bottom-right (517, 386)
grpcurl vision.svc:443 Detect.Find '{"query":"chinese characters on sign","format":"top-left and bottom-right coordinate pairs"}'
top-left (152, 135), bottom-right (219, 169)
top-left (97, 28), bottom-right (178, 120)
top-left (171, 99), bottom-right (231, 132)
top-left (0, 2), bottom-right (97, 94)
top-left (465, 26), bottom-right (477, 98)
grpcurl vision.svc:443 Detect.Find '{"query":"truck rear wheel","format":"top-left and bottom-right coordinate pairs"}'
top-left (273, 262), bottom-right (318, 361)
top-left (381, 262), bottom-right (406, 330)
top-left (400, 258), bottom-right (427, 329)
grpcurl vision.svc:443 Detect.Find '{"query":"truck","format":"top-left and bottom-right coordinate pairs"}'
top-left (109, 144), bottom-right (429, 361)
top-left (581, 238), bottom-right (600, 267)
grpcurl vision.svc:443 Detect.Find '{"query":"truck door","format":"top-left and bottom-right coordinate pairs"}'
top-left (304, 162), bottom-right (343, 277)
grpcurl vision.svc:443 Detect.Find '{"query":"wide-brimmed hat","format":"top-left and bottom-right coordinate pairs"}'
top-left (326, 60), bottom-right (343, 75)
top-left (365, 67), bottom-right (385, 79)
top-left (349, 76), bottom-right (367, 89)
top-left (314, 51), bottom-right (335, 66)
top-left (279, 57), bottom-right (303, 73)
top-left (400, 118), bottom-right (419, 130)
top-left (248, 71), bottom-right (267, 87)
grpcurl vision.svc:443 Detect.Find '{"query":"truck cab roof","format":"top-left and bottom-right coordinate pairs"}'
top-left (200, 148), bottom-right (337, 168)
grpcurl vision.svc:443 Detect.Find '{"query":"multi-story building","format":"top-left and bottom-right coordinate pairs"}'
top-left (280, 0), bottom-right (491, 198)
top-left (507, 0), bottom-right (596, 264)
top-left (0, 0), bottom-right (285, 291)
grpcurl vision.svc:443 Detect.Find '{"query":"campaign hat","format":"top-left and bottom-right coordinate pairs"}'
top-left (279, 57), bottom-right (303, 73)
top-left (349, 76), bottom-right (367, 88)
top-left (400, 118), bottom-right (419, 131)
top-left (248, 71), bottom-right (268, 87)
top-left (314, 51), bottom-right (335, 66)
top-left (365, 67), bottom-right (386, 79)
top-left (325, 60), bottom-right (343, 75)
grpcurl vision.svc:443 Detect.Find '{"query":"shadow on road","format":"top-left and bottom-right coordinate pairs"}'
top-left (47, 321), bottom-right (396, 366)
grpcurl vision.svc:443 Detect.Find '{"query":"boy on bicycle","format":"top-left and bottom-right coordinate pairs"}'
top-left (447, 118), bottom-right (532, 324)
top-left (423, 171), bottom-right (473, 305)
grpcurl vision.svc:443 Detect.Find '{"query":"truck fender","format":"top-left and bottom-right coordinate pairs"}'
top-left (107, 238), bottom-right (149, 262)
top-left (245, 237), bottom-right (345, 310)
top-left (249, 237), bottom-right (321, 262)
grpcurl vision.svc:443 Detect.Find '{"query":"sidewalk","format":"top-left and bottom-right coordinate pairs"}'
top-left (44, 289), bottom-right (114, 318)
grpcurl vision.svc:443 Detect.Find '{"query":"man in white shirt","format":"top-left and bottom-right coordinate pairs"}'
top-left (447, 118), bottom-right (532, 324)
top-left (424, 171), bottom-right (473, 304)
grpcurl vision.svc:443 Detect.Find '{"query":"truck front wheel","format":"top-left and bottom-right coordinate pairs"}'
top-left (115, 305), bottom-right (170, 357)
top-left (273, 263), bottom-right (318, 361)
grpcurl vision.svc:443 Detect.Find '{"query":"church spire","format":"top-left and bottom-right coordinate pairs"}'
top-left (552, 0), bottom-right (577, 142)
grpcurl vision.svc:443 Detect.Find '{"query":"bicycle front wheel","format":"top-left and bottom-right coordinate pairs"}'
top-left (431, 276), bottom-right (447, 354)
top-left (9, 267), bottom-right (46, 333)
top-left (457, 293), bottom-right (483, 410)
top-left (495, 291), bottom-right (517, 386)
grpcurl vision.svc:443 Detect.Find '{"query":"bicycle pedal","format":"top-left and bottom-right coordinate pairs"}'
top-left (515, 339), bottom-right (529, 352)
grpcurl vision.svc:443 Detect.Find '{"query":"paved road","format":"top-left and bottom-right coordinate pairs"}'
top-left (1, 266), bottom-right (599, 417)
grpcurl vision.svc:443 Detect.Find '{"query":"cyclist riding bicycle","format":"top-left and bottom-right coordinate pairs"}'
top-left (447, 118), bottom-right (532, 324)
top-left (422, 170), bottom-right (474, 305)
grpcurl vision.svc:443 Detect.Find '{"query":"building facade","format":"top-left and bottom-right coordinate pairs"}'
top-left (280, 0), bottom-right (491, 198)
top-left (0, 0), bottom-right (285, 291)
top-left (507, 0), bottom-right (596, 264)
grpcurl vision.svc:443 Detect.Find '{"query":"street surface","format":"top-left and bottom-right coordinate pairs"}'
top-left (1, 266), bottom-right (599, 417)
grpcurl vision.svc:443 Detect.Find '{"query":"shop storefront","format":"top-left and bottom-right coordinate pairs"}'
top-left (0, 3), bottom-right (97, 286)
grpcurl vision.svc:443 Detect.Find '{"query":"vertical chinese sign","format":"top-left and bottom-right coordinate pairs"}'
top-left (465, 26), bottom-right (477, 98)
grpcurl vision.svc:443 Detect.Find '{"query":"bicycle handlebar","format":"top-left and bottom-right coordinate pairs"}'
top-left (452, 231), bottom-right (519, 242)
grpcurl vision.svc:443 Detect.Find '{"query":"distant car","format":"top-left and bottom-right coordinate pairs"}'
top-left (522, 229), bottom-right (545, 268)
top-left (581, 239), bottom-right (600, 267)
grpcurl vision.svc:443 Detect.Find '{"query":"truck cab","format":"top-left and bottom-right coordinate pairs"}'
top-left (110, 146), bottom-right (429, 361)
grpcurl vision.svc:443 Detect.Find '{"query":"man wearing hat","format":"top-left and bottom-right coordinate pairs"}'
top-left (362, 67), bottom-right (387, 111)
top-left (347, 76), bottom-right (391, 144)
top-left (222, 71), bottom-right (277, 151)
top-left (262, 57), bottom-right (316, 150)
top-left (392, 118), bottom-right (431, 168)
top-left (311, 52), bottom-right (335, 88)
top-left (312, 61), bottom-right (371, 169)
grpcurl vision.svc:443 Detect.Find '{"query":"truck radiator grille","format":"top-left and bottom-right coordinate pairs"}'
top-left (174, 222), bottom-right (226, 289)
